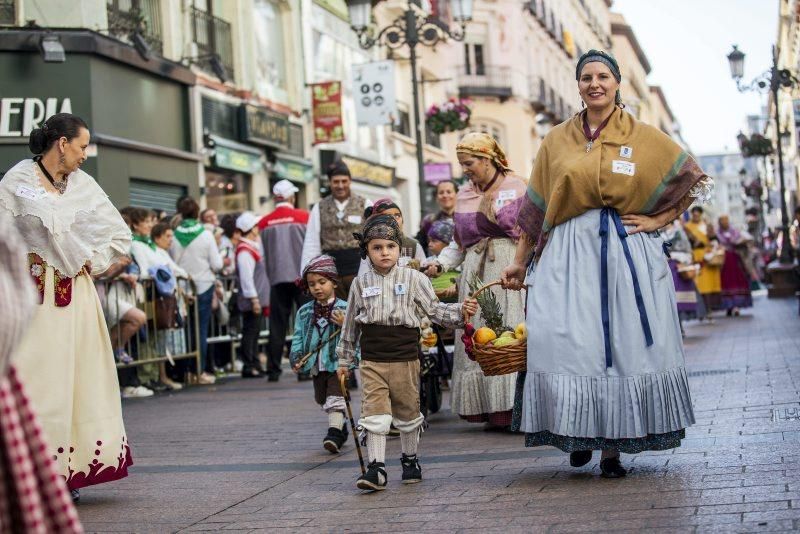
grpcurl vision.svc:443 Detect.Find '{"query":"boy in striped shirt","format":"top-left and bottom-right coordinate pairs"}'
top-left (337, 215), bottom-right (478, 491)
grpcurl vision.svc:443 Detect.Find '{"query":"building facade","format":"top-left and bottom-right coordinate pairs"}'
top-left (770, 0), bottom-right (800, 220)
top-left (0, 0), bottom-right (687, 232)
top-left (0, 0), bottom-right (314, 215)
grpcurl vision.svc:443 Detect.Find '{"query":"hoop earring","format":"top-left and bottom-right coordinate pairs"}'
top-left (580, 100), bottom-right (585, 109)
top-left (58, 153), bottom-right (66, 165)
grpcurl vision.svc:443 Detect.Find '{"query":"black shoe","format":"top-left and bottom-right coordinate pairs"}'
top-left (323, 423), bottom-right (348, 453)
top-left (241, 368), bottom-right (261, 378)
top-left (600, 457), bottom-right (628, 478)
top-left (401, 454), bottom-right (422, 484)
top-left (570, 450), bottom-right (592, 467)
top-left (356, 461), bottom-right (387, 491)
top-left (267, 374), bottom-right (280, 382)
top-left (71, 489), bottom-right (80, 503)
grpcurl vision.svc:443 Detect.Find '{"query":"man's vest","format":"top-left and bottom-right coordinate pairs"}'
top-left (318, 195), bottom-right (367, 277)
top-left (319, 195), bottom-right (366, 251)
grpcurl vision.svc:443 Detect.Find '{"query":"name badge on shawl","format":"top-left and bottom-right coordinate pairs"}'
top-left (612, 160), bottom-right (636, 176)
top-left (15, 184), bottom-right (47, 201)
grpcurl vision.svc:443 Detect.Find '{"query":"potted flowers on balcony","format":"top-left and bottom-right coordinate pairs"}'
top-left (426, 98), bottom-right (472, 135)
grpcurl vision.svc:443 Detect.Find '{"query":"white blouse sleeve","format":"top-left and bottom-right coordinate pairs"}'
top-left (437, 240), bottom-right (466, 271)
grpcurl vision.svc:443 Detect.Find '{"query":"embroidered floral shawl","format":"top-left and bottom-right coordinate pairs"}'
top-left (518, 108), bottom-right (708, 257)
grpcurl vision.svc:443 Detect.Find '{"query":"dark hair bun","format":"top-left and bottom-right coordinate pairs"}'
top-left (28, 128), bottom-right (48, 155)
top-left (27, 113), bottom-right (89, 156)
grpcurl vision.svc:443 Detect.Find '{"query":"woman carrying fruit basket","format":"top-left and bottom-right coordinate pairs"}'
top-left (427, 132), bottom-right (527, 429)
top-left (502, 50), bottom-right (712, 477)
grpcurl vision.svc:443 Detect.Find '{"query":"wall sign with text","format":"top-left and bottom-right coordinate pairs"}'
top-left (239, 104), bottom-right (290, 150)
top-left (0, 97), bottom-right (73, 137)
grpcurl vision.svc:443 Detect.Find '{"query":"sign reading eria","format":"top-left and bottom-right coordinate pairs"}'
top-left (0, 98), bottom-right (73, 137)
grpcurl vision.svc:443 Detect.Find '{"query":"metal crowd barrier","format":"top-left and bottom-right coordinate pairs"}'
top-left (206, 275), bottom-right (271, 371)
top-left (207, 275), bottom-right (295, 372)
top-left (97, 277), bottom-right (201, 376)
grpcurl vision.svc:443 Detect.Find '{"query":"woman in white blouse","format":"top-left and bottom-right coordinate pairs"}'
top-left (0, 113), bottom-right (133, 501)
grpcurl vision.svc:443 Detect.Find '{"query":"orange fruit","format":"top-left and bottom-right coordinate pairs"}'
top-left (473, 327), bottom-right (497, 345)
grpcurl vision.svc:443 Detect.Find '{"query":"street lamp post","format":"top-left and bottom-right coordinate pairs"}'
top-left (728, 44), bottom-right (799, 297)
top-left (347, 0), bottom-right (472, 215)
top-left (727, 44), bottom-right (796, 265)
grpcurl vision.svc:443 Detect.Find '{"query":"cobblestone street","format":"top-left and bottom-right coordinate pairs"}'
top-left (77, 295), bottom-right (800, 533)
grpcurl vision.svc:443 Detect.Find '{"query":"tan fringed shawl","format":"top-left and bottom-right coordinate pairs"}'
top-left (518, 108), bottom-right (707, 258)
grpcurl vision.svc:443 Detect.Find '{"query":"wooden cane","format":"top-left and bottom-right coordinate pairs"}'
top-left (292, 328), bottom-right (342, 372)
top-left (339, 372), bottom-right (366, 475)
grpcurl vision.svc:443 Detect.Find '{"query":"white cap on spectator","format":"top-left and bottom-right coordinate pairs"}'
top-left (273, 179), bottom-right (299, 199)
top-left (236, 211), bottom-right (259, 233)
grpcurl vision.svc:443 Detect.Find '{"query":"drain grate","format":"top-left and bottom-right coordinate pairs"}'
top-left (772, 408), bottom-right (800, 422)
top-left (687, 369), bottom-right (740, 377)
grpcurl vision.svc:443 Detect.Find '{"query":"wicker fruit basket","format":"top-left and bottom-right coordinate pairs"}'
top-left (464, 280), bottom-right (527, 376)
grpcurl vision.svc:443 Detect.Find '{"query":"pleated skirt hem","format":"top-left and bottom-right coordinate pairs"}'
top-left (518, 366), bottom-right (695, 440)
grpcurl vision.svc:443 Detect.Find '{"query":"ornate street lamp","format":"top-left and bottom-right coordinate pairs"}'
top-left (346, 0), bottom-right (472, 215)
top-left (728, 44), bottom-right (799, 295)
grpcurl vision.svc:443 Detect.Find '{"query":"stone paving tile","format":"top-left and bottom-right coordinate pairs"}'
top-left (75, 296), bottom-right (800, 532)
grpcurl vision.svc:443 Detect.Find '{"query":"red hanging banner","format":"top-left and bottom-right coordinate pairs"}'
top-left (311, 81), bottom-right (345, 145)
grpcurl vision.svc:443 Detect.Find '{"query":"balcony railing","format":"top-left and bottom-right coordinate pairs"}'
top-left (528, 76), bottom-right (545, 111)
top-left (107, 0), bottom-right (163, 55)
top-left (191, 6), bottom-right (234, 80)
top-left (457, 66), bottom-right (513, 101)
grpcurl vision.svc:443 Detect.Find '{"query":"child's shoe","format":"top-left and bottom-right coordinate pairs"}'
top-left (322, 422), bottom-right (348, 453)
top-left (400, 453), bottom-right (422, 484)
top-left (356, 461), bottom-right (387, 491)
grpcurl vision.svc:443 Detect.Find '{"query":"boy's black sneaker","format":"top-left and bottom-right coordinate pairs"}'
top-left (356, 461), bottom-right (387, 491)
top-left (400, 453), bottom-right (422, 484)
top-left (322, 422), bottom-right (348, 453)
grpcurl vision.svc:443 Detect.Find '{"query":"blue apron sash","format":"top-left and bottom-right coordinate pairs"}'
top-left (599, 208), bottom-right (654, 368)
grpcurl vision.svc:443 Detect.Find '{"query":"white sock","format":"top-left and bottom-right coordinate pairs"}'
top-left (328, 411), bottom-right (344, 430)
top-left (400, 430), bottom-right (419, 457)
top-left (601, 449), bottom-right (619, 460)
top-left (366, 432), bottom-right (386, 464)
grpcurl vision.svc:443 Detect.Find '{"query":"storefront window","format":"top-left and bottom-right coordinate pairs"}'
top-left (254, 0), bottom-right (287, 100)
top-left (205, 170), bottom-right (250, 214)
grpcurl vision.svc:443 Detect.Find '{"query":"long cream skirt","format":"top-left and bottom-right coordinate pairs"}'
top-left (12, 266), bottom-right (132, 490)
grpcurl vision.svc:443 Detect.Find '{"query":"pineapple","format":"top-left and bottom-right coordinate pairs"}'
top-left (468, 274), bottom-right (512, 333)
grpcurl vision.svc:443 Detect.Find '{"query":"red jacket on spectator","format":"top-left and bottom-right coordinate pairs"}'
top-left (258, 202), bottom-right (309, 286)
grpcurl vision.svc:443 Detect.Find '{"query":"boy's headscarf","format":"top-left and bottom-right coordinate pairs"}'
top-left (300, 254), bottom-right (339, 289)
top-left (364, 197), bottom-right (401, 220)
top-left (427, 218), bottom-right (454, 244)
top-left (353, 214), bottom-right (402, 259)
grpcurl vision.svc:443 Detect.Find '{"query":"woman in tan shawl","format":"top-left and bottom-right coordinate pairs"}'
top-left (502, 50), bottom-right (712, 477)
top-left (427, 132), bottom-right (527, 428)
